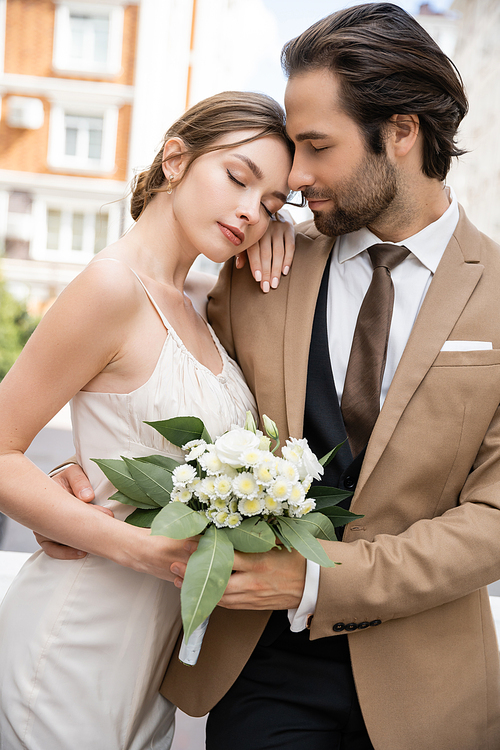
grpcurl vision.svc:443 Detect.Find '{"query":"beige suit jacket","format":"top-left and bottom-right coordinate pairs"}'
top-left (161, 207), bottom-right (500, 750)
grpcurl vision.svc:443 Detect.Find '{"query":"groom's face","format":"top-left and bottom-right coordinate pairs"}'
top-left (285, 67), bottom-right (398, 236)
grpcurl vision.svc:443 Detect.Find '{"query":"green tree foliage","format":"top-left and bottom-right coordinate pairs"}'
top-left (0, 278), bottom-right (39, 380)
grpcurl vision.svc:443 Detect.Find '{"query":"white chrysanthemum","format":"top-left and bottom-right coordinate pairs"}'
top-left (288, 481), bottom-right (306, 506)
top-left (285, 438), bottom-right (324, 481)
top-left (182, 439), bottom-right (208, 461)
top-left (206, 507), bottom-right (218, 520)
top-left (233, 471), bottom-right (259, 499)
top-left (220, 464), bottom-right (238, 479)
top-left (170, 487), bottom-right (192, 503)
top-left (211, 496), bottom-right (229, 511)
top-left (238, 495), bottom-right (265, 516)
top-left (278, 458), bottom-right (300, 483)
top-left (263, 495), bottom-right (284, 515)
top-left (291, 498), bottom-right (316, 517)
top-left (199, 446), bottom-right (224, 475)
top-left (240, 447), bottom-right (263, 467)
top-left (172, 464), bottom-right (197, 486)
top-left (226, 512), bottom-right (242, 528)
top-left (268, 476), bottom-right (292, 501)
top-left (253, 454), bottom-right (278, 485)
top-left (199, 476), bottom-right (217, 499)
top-left (213, 474), bottom-right (233, 498)
top-left (282, 444), bottom-right (302, 466)
top-left (302, 475), bottom-right (313, 494)
top-left (213, 510), bottom-right (229, 528)
top-left (228, 499), bottom-right (238, 513)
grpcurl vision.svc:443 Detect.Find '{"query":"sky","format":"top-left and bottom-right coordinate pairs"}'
top-left (244, 0), bottom-right (455, 104)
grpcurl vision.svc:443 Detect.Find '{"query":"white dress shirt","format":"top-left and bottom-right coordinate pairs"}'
top-left (288, 187), bottom-right (460, 631)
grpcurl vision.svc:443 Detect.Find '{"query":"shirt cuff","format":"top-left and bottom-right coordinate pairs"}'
top-left (287, 560), bottom-right (320, 632)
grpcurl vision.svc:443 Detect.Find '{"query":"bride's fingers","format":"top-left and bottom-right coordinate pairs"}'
top-left (52, 464), bottom-right (95, 501)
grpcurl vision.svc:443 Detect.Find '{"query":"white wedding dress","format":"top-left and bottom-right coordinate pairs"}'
top-left (0, 262), bottom-right (256, 750)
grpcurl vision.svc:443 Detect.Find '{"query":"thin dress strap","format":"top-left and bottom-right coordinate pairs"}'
top-left (91, 257), bottom-right (170, 330)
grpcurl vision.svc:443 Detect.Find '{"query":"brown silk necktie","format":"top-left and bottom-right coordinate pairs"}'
top-left (341, 243), bottom-right (410, 458)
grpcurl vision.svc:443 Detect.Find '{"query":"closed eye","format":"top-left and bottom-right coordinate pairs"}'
top-left (227, 169), bottom-right (245, 187)
top-left (311, 144), bottom-right (329, 152)
top-left (228, 169), bottom-right (274, 219)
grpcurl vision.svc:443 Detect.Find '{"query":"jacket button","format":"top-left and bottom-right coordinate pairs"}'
top-left (345, 622), bottom-right (358, 631)
top-left (332, 622), bottom-right (346, 632)
top-left (369, 619), bottom-right (382, 627)
top-left (344, 476), bottom-right (355, 490)
top-left (358, 621), bottom-right (370, 629)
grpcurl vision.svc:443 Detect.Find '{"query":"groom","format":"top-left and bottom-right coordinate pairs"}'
top-left (162, 4), bottom-right (500, 749)
top-left (53, 3), bottom-right (500, 748)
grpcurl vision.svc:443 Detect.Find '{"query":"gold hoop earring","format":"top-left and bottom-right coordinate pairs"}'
top-left (166, 174), bottom-right (174, 195)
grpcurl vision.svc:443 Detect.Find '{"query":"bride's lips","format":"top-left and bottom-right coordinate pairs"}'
top-left (218, 222), bottom-right (244, 246)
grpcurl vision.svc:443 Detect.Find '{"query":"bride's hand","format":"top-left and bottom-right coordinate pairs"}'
top-left (235, 208), bottom-right (295, 293)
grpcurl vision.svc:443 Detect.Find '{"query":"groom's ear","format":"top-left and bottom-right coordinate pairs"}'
top-left (386, 114), bottom-right (420, 158)
top-left (161, 137), bottom-right (189, 182)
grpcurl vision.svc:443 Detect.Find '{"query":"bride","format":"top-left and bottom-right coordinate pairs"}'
top-left (0, 91), bottom-right (293, 750)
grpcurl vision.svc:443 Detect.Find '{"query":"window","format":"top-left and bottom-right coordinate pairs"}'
top-left (44, 208), bottom-right (109, 259)
top-left (48, 105), bottom-right (118, 173)
top-left (64, 114), bottom-right (103, 162)
top-left (53, 3), bottom-right (124, 76)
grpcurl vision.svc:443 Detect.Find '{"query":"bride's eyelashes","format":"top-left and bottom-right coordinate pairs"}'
top-left (226, 169), bottom-right (274, 219)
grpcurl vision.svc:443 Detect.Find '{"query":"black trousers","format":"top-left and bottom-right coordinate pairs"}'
top-left (206, 612), bottom-right (374, 750)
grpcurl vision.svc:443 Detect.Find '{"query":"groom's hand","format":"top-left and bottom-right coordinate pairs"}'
top-left (171, 547), bottom-right (306, 610)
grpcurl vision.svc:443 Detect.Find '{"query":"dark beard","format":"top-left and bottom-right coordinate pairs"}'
top-left (305, 150), bottom-right (398, 237)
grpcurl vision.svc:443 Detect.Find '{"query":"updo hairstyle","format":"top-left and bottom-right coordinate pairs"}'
top-left (130, 91), bottom-right (292, 221)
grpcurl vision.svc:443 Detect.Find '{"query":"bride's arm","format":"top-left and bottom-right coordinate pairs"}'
top-left (0, 262), bottom-right (192, 579)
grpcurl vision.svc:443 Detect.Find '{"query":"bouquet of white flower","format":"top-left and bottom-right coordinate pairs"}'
top-left (92, 412), bottom-right (361, 664)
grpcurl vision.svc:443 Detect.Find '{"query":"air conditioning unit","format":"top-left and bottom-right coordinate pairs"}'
top-left (7, 97), bottom-right (45, 130)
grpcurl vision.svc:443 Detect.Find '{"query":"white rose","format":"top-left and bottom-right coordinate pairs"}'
top-left (214, 428), bottom-right (260, 468)
top-left (286, 438), bottom-right (324, 481)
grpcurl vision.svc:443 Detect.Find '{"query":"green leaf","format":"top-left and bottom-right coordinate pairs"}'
top-left (276, 517), bottom-right (338, 567)
top-left (145, 417), bottom-right (212, 447)
top-left (318, 506), bottom-right (364, 527)
top-left (108, 490), bottom-right (158, 510)
top-left (134, 454), bottom-right (180, 472)
top-left (151, 503), bottom-right (209, 539)
top-left (291, 512), bottom-right (337, 541)
top-left (122, 457), bottom-right (174, 506)
top-left (124, 508), bottom-right (160, 527)
top-left (227, 518), bottom-right (276, 553)
top-left (274, 525), bottom-right (293, 552)
top-left (308, 485), bottom-right (353, 504)
top-left (91, 458), bottom-right (153, 506)
top-left (181, 525), bottom-right (234, 641)
top-left (319, 441), bottom-right (346, 467)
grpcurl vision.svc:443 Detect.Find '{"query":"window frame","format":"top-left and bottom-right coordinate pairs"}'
top-left (52, 2), bottom-right (124, 77)
top-left (47, 103), bottom-right (118, 174)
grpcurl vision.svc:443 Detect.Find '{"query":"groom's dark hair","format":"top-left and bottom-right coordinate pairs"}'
top-left (281, 2), bottom-right (468, 181)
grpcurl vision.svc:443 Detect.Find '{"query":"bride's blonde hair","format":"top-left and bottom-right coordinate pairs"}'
top-left (130, 91), bottom-right (292, 221)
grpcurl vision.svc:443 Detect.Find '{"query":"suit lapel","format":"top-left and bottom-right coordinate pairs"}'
top-left (283, 230), bottom-right (335, 438)
top-left (355, 209), bottom-right (484, 495)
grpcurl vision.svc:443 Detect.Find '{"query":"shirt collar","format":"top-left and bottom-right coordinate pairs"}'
top-left (337, 186), bottom-right (459, 273)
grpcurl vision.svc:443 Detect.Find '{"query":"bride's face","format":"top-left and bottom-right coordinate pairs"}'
top-left (171, 131), bottom-right (292, 263)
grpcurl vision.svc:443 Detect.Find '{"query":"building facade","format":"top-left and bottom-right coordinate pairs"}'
top-left (0, 0), bottom-right (140, 313)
